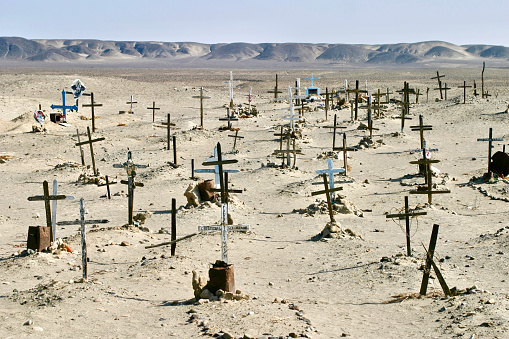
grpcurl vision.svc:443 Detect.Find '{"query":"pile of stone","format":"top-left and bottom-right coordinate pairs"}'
top-left (294, 198), bottom-right (364, 217)
top-left (320, 221), bottom-right (362, 239)
top-left (358, 136), bottom-right (385, 149)
top-left (78, 169), bottom-right (105, 184)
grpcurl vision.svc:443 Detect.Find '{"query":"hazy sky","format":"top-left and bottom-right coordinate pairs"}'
top-left (2, 0), bottom-right (508, 46)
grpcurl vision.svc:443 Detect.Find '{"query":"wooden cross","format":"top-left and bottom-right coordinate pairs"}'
top-left (323, 87), bottom-right (334, 121)
top-left (273, 126), bottom-right (292, 167)
top-left (372, 89), bottom-right (384, 117)
top-left (311, 173), bottom-right (343, 223)
top-left (415, 89), bottom-right (423, 104)
top-left (282, 91), bottom-right (303, 131)
top-left (315, 158), bottom-right (345, 202)
top-left (442, 83), bottom-right (451, 100)
top-left (57, 198), bottom-right (108, 280)
top-left (192, 87), bottom-right (211, 129)
top-left (409, 158), bottom-right (450, 204)
top-left (82, 92), bottom-right (102, 132)
top-left (273, 138), bottom-right (303, 169)
top-left (366, 96), bottom-right (379, 141)
top-left (51, 89), bottom-right (78, 122)
top-left (457, 81), bottom-right (472, 104)
top-left (97, 175), bottom-right (117, 199)
top-left (343, 79), bottom-right (349, 101)
top-left (398, 82), bottom-right (413, 133)
top-left (75, 126), bottom-right (105, 176)
top-left (219, 107), bottom-right (239, 130)
top-left (268, 74), bottom-right (283, 101)
top-left (224, 71), bottom-right (240, 108)
top-left (159, 113), bottom-right (176, 151)
top-left (147, 101), bottom-right (160, 123)
top-left (27, 180), bottom-right (74, 242)
top-left (477, 128), bottom-right (504, 176)
top-left (411, 115), bottom-right (433, 152)
top-left (295, 101), bottom-right (310, 117)
top-left (473, 80), bottom-right (479, 97)
top-left (324, 114), bottom-right (347, 150)
top-left (126, 95), bottom-right (137, 113)
top-left (347, 80), bottom-right (367, 121)
top-left (114, 151), bottom-right (148, 225)
top-left (201, 143), bottom-right (241, 263)
top-left (228, 130), bottom-right (244, 153)
top-left (195, 145), bottom-right (239, 189)
top-left (384, 88), bottom-right (393, 104)
top-left (76, 128), bottom-right (85, 166)
top-left (431, 71), bottom-right (445, 99)
top-left (385, 196), bottom-right (427, 256)
top-left (420, 224), bottom-right (451, 296)
top-left (333, 133), bottom-right (355, 175)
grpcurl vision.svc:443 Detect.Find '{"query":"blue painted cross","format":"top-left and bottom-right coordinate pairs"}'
top-left (305, 73), bottom-right (320, 87)
top-left (51, 89), bottom-right (77, 122)
top-left (315, 158), bottom-right (345, 202)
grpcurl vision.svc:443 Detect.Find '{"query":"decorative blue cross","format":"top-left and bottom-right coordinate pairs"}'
top-left (51, 89), bottom-right (77, 122)
top-left (305, 73), bottom-right (320, 87)
top-left (315, 158), bottom-right (345, 202)
top-left (195, 146), bottom-right (239, 189)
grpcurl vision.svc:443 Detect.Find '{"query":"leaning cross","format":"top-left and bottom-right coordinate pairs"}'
top-left (315, 158), bottom-right (345, 202)
top-left (385, 196), bottom-right (427, 256)
top-left (431, 71), bottom-right (445, 99)
top-left (51, 89), bottom-right (78, 122)
top-left (457, 81), bottom-right (472, 104)
top-left (27, 180), bottom-right (74, 242)
top-left (311, 173), bottom-right (343, 223)
top-left (420, 224), bottom-right (452, 296)
top-left (82, 92), bottom-right (102, 132)
top-left (477, 128), bottom-right (504, 176)
top-left (333, 133), bottom-right (355, 175)
top-left (228, 130), bottom-right (244, 153)
top-left (192, 87), bottom-right (211, 128)
top-left (409, 157), bottom-right (450, 204)
top-left (75, 126), bottom-right (105, 176)
top-left (147, 101), bottom-right (160, 123)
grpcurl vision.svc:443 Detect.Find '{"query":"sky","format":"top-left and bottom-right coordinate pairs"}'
top-left (2, 0), bottom-right (509, 46)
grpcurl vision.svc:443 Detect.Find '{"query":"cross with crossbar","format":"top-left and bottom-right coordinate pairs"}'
top-left (409, 158), bottom-right (450, 204)
top-left (431, 71), bottom-right (445, 99)
top-left (347, 80), bottom-right (367, 121)
top-left (219, 107), bottom-right (239, 130)
top-left (147, 101), bottom-right (160, 123)
top-left (126, 95), bottom-right (137, 113)
top-left (268, 74), bottom-right (283, 101)
top-left (311, 173), bottom-right (343, 223)
top-left (192, 87), bottom-right (211, 128)
top-left (228, 130), bottom-right (244, 153)
top-left (324, 114), bottom-right (347, 151)
top-left (82, 92), bottom-right (102, 132)
top-left (51, 89), bottom-right (78, 122)
top-left (333, 133), bottom-right (355, 175)
top-left (75, 126), bottom-right (105, 176)
top-left (477, 128), bottom-right (504, 176)
top-left (315, 158), bottom-right (345, 202)
top-left (457, 81), bottom-right (472, 104)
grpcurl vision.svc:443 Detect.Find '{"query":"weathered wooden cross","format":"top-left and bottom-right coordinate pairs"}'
top-left (398, 82), bottom-right (413, 132)
top-left (366, 96), bottom-right (379, 141)
top-left (113, 151), bottom-right (148, 225)
top-left (82, 92), bottom-right (102, 132)
top-left (158, 113), bottom-right (175, 151)
top-left (409, 157), bottom-right (450, 204)
top-left (51, 89), bottom-right (78, 122)
top-left (311, 173), bottom-right (343, 223)
top-left (333, 133), bottom-right (355, 175)
top-left (323, 87), bottom-right (334, 121)
top-left (431, 71), bottom-right (445, 99)
top-left (477, 128), bottom-right (504, 176)
top-left (457, 81), bottom-right (472, 104)
top-left (97, 175), bottom-right (117, 199)
top-left (442, 83), bottom-right (451, 100)
top-left (192, 87), bottom-right (211, 129)
top-left (200, 143), bottom-right (248, 263)
top-left (147, 101), bottom-right (160, 123)
top-left (219, 107), bottom-right (238, 130)
top-left (420, 224), bottom-right (452, 296)
top-left (27, 180), bottom-right (74, 242)
top-left (228, 130), bottom-right (244, 153)
top-left (126, 95), bottom-right (137, 113)
top-left (76, 128), bottom-right (85, 166)
top-left (315, 158), bottom-right (345, 202)
top-left (385, 196), bottom-right (427, 256)
top-left (273, 137), bottom-right (303, 169)
top-left (268, 74), bottom-right (283, 101)
top-left (347, 80), bottom-right (367, 121)
top-left (325, 114), bottom-right (347, 151)
top-left (195, 145), bottom-right (239, 189)
top-left (75, 126), bottom-right (105, 176)
top-left (481, 61), bottom-right (486, 99)
top-left (372, 89), bottom-right (385, 117)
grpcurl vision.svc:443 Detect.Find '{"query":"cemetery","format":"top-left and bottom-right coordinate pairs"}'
top-left (0, 66), bottom-right (508, 338)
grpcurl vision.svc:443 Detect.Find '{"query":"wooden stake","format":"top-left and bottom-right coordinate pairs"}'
top-left (80, 198), bottom-right (88, 280)
top-left (76, 129), bottom-right (85, 166)
top-left (171, 198), bottom-right (177, 256)
top-left (173, 136), bottom-right (177, 166)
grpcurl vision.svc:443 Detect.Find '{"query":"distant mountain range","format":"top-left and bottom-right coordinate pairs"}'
top-left (1, 37), bottom-right (508, 65)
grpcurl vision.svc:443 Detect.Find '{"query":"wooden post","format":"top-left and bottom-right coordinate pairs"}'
top-left (420, 224), bottom-right (439, 295)
top-left (173, 136), bottom-right (177, 166)
top-left (80, 198), bottom-right (88, 281)
top-left (82, 92), bottom-right (102, 133)
top-left (147, 101), bottom-right (160, 123)
top-left (482, 61), bottom-right (486, 98)
top-left (191, 159), bottom-right (195, 179)
top-left (171, 198), bottom-right (177, 256)
top-left (76, 129), bottom-right (85, 166)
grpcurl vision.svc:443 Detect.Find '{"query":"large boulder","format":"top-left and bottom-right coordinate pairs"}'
top-left (491, 151), bottom-right (509, 176)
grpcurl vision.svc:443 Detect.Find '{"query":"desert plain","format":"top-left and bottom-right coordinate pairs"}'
top-left (0, 63), bottom-right (508, 339)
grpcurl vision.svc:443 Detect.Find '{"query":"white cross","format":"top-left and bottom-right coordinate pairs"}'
top-left (315, 158), bottom-right (345, 202)
top-left (223, 71), bottom-right (240, 104)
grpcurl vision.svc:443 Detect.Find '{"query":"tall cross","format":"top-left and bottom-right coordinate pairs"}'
top-left (477, 128), bottom-right (504, 176)
top-left (372, 89), bottom-right (384, 117)
top-left (282, 87), bottom-right (303, 131)
top-left (75, 126), bottom-right (105, 176)
top-left (324, 114), bottom-right (347, 151)
top-left (366, 96), bottom-right (379, 141)
top-left (159, 113), bottom-right (176, 151)
top-left (333, 133), bottom-right (355, 175)
top-left (268, 74), bottom-right (283, 100)
top-left (201, 143), bottom-right (240, 263)
top-left (195, 146), bottom-right (239, 189)
top-left (192, 87), bottom-right (211, 129)
top-left (224, 71), bottom-right (240, 108)
top-left (76, 128), bottom-right (85, 166)
top-left (51, 89), bottom-right (78, 122)
top-left (347, 80), bottom-right (367, 121)
top-left (311, 173), bottom-right (343, 223)
top-left (442, 83), bottom-right (451, 100)
top-left (273, 127), bottom-right (293, 167)
top-left (457, 81), bottom-right (472, 104)
top-left (27, 180), bottom-right (74, 242)
top-left (114, 151), bottom-right (148, 225)
top-left (305, 73), bottom-right (320, 87)
top-left (315, 158), bottom-right (345, 202)
top-left (431, 71), bottom-right (445, 99)
top-left (323, 87), bottom-right (334, 121)
top-left (126, 95), bottom-right (137, 113)
top-left (410, 115), bottom-right (433, 152)
top-left (385, 196), bottom-right (427, 256)
top-left (147, 101), bottom-right (160, 123)
top-left (399, 82), bottom-right (413, 132)
top-left (82, 92), bottom-right (102, 132)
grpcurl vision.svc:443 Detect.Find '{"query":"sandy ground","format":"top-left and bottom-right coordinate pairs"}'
top-left (0, 67), bottom-right (509, 338)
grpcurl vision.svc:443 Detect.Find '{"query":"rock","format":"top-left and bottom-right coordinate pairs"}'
top-left (192, 270), bottom-right (208, 299)
top-left (184, 182), bottom-right (202, 207)
top-left (23, 320), bottom-right (33, 326)
top-left (243, 330), bottom-right (257, 339)
top-left (120, 241), bottom-right (130, 246)
top-left (223, 292), bottom-right (234, 300)
top-left (198, 180), bottom-right (216, 201)
top-left (133, 211), bottom-right (152, 225)
top-left (222, 332), bottom-right (234, 339)
top-left (200, 289), bottom-right (213, 300)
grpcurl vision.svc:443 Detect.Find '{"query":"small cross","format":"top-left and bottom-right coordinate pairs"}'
top-left (228, 130), bottom-right (244, 153)
top-left (219, 107), bottom-right (239, 130)
top-left (311, 173), bottom-right (343, 223)
top-left (315, 158), bottom-right (345, 202)
top-left (347, 80), bottom-right (367, 121)
top-left (147, 101), bottom-right (160, 123)
top-left (268, 74), bottom-right (283, 101)
top-left (82, 92), bottom-right (102, 132)
top-left (97, 175), bottom-right (117, 199)
top-left (409, 157), bottom-right (450, 204)
top-left (158, 113), bottom-right (176, 151)
top-left (75, 126), bottom-right (105, 176)
top-left (333, 133), bottom-right (355, 175)
top-left (192, 87), bottom-right (211, 128)
top-left (457, 81), bottom-right (472, 104)
top-left (324, 114), bottom-right (347, 150)
top-left (366, 96), bottom-right (379, 141)
top-left (431, 71), bottom-right (445, 99)
top-left (51, 89), bottom-right (78, 122)
top-left (477, 128), bottom-right (504, 176)
top-left (305, 73), bottom-right (320, 87)
top-left (385, 196), bottom-right (427, 256)
top-left (126, 95), bottom-right (137, 113)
